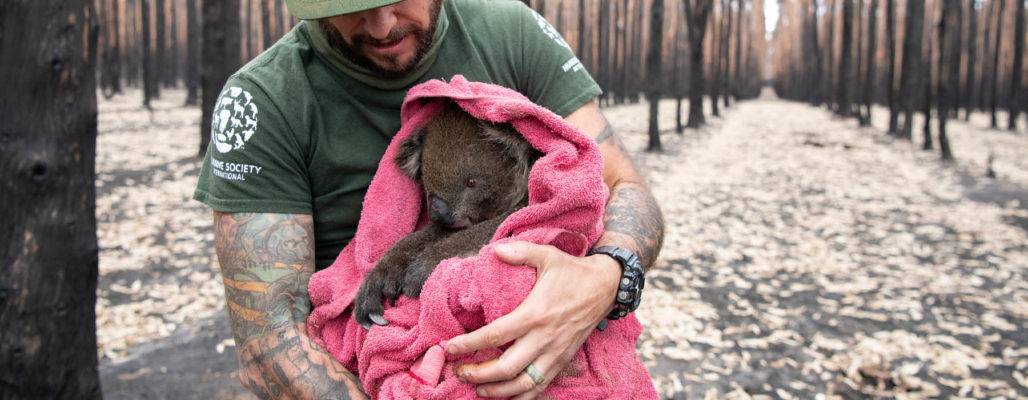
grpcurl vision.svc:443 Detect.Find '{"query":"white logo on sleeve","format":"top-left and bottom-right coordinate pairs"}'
top-left (211, 86), bottom-right (259, 154)
top-left (530, 10), bottom-right (582, 73)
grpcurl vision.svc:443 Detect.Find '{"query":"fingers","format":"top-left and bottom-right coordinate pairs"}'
top-left (493, 241), bottom-right (561, 270)
top-left (475, 351), bottom-right (559, 399)
top-left (447, 308), bottom-right (532, 355)
top-left (456, 332), bottom-right (544, 384)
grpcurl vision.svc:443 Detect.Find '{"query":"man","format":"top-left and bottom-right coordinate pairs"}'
top-left (194, 0), bottom-right (664, 398)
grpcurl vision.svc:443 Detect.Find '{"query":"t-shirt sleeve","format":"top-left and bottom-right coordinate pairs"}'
top-left (193, 76), bottom-right (312, 214)
top-left (514, 3), bottom-right (602, 117)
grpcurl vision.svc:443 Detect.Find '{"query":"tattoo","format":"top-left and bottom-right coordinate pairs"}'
top-left (236, 323), bottom-right (367, 400)
top-left (595, 183), bottom-right (664, 270)
top-left (215, 212), bottom-right (315, 341)
top-left (594, 122), bottom-right (615, 144)
top-left (214, 212), bottom-right (368, 399)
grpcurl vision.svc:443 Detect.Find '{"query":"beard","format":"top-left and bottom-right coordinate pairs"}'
top-left (319, 0), bottom-right (442, 79)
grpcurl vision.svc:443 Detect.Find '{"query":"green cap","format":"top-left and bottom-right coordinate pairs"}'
top-left (284, 0), bottom-right (405, 19)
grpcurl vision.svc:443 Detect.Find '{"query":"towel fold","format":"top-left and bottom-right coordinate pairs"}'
top-left (306, 75), bottom-right (657, 399)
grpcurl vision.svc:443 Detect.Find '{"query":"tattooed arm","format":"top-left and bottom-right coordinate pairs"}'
top-left (445, 100), bottom-right (664, 399)
top-left (213, 212), bottom-right (368, 400)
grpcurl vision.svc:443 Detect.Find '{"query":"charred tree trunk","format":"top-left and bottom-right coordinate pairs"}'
top-left (809, 0), bottom-right (823, 106)
top-left (185, 0), bottom-right (201, 105)
top-left (646, 0), bottom-right (665, 152)
top-left (825, 0), bottom-right (838, 110)
top-left (577, 0), bottom-right (587, 71)
top-left (201, 0), bottom-right (242, 157)
top-left (0, 1), bottom-right (101, 398)
top-left (598, 0), bottom-right (609, 105)
top-left (1009, 0), bottom-right (1025, 130)
top-left (142, 0), bottom-right (157, 107)
top-left (263, 0), bottom-right (274, 50)
top-left (979, 0), bottom-right (996, 112)
top-left (922, 37), bottom-right (934, 151)
top-left (938, 0), bottom-right (956, 160)
top-left (684, 0), bottom-right (714, 128)
top-left (155, 0), bottom-right (166, 88)
top-left (721, 0), bottom-right (732, 108)
top-left (854, 0), bottom-right (864, 118)
top-left (710, 1), bottom-right (723, 117)
top-left (965, 1), bottom-right (979, 120)
top-left (861, 0), bottom-right (878, 126)
top-left (949, 0), bottom-right (963, 119)
top-left (169, 0), bottom-right (180, 86)
top-left (631, 0), bottom-right (645, 102)
top-left (887, 0), bottom-right (899, 133)
top-left (897, 0), bottom-right (924, 140)
top-left (733, 0), bottom-right (743, 101)
top-left (989, 0), bottom-right (1006, 128)
top-left (837, 0), bottom-right (854, 117)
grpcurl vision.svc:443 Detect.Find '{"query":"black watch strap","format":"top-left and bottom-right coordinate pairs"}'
top-left (588, 246), bottom-right (645, 325)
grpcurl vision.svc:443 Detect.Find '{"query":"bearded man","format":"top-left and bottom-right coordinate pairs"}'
top-left (194, 0), bottom-right (664, 398)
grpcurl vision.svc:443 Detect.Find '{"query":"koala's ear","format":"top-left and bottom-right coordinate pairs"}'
top-left (479, 122), bottom-right (537, 177)
top-left (395, 128), bottom-right (425, 178)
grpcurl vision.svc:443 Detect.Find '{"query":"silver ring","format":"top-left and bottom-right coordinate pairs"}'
top-left (524, 362), bottom-right (545, 385)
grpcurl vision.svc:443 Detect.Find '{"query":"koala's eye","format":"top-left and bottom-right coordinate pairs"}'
top-left (465, 178), bottom-right (478, 188)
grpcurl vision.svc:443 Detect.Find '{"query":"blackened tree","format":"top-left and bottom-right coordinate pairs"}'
top-left (1009, 0), bottom-right (1025, 130)
top-left (683, 0), bottom-right (715, 128)
top-left (0, 0), bottom-right (101, 397)
top-left (897, 0), bottom-right (925, 140)
top-left (647, 0), bottom-right (666, 152)
top-left (201, 0), bottom-right (243, 156)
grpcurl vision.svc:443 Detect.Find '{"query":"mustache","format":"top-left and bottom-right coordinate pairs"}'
top-left (351, 26), bottom-right (420, 48)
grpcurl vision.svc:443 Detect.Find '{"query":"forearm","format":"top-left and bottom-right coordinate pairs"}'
top-left (591, 120), bottom-right (665, 270)
top-left (214, 212), bottom-right (367, 400)
top-left (593, 180), bottom-right (664, 270)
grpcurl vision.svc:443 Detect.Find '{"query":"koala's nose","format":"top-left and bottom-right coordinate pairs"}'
top-left (429, 196), bottom-right (452, 225)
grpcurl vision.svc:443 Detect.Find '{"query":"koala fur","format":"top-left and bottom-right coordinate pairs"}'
top-left (354, 102), bottom-right (538, 328)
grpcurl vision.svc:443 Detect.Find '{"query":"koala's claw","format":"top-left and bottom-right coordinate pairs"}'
top-left (368, 313), bottom-right (390, 326)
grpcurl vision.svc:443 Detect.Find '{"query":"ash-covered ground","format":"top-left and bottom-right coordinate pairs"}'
top-left (97, 89), bottom-right (1027, 399)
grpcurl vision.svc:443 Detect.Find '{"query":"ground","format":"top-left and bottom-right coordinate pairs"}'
top-left (97, 89), bottom-right (1027, 399)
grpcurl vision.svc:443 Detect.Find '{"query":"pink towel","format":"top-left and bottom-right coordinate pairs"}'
top-left (306, 76), bottom-right (658, 399)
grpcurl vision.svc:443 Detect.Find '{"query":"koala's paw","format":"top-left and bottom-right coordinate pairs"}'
top-left (401, 258), bottom-right (437, 299)
top-left (354, 264), bottom-right (405, 329)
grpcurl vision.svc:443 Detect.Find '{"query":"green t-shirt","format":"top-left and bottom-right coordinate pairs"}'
top-left (193, 0), bottom-right (602, 269)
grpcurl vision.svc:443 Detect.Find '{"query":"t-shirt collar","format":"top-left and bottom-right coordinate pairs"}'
top-left (306, 4), bottom-right (449, 90)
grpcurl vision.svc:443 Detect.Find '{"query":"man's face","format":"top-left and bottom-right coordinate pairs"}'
top-left (320, 0), bottom-right (442, 78)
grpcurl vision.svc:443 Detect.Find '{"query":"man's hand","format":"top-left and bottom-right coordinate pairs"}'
top-left (446, 241), bottom-right (620, 399)
top-left (214, 212), bottom-right (368, 400)
top-left (443, 100), bottom-right (664, 399)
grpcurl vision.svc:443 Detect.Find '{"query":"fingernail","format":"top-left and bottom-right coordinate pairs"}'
top-left (476, 388), bottom-right (487, 397)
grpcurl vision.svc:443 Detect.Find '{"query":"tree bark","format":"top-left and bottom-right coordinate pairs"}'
top-left (142, 0), bottom-right (157, 107)
top-left (922, 34), bottom-right (934, 151)
top-left (201, 0), bottom-right (242, 157)
top-left (721, 0), bottom-right (732, 108)
top-left (965, 0), bottom-right (978, 120)
top-left (825, 0), bottom-right (838, 110)
top-left (647, 0), bottom-right (665, 152)
top-left (989, 0), bottom-right (1006, 128)
top-left (710, 1), bottom-right (722, 117)
top-left (577, 0), bottom-right (587, 72)
top-left (1009, 0), bottom-right (1025, 130)
top-left (938, 0), bottom-right (956, 161)
top-left (684, 0), bottom-right (714, 128)
top-left (897, 0), bottom-right (924, 140)
top-left (861, 0), bottom-right (878, 126)
top-left (185, 0), bottom-right (201, 105)
top-left (155, 0), bottom-right (166, 87)
top-left (0, 1), bottom-right (101, 398)
top-left (886, 0), bottom-right (898, 133)
top-left (263, 0), bottom-right (274, 51)
top-left (837, 0), bottom-right (854, 117)
top-left (979, 0), bottom-right (996, 112)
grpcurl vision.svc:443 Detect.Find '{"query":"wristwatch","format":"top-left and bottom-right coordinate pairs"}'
top-left (588, 246), bottom-right (645, 326)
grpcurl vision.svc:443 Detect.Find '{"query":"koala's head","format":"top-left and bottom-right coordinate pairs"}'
top-left (395, 103), bottom-right (537, 229)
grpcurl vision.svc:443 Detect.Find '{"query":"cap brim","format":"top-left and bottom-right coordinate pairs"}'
top-left (286, 0), bottom-right (405, 19)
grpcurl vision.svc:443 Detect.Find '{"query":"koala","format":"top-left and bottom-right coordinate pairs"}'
top-left (354, 102), bottom-right (538, 328)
